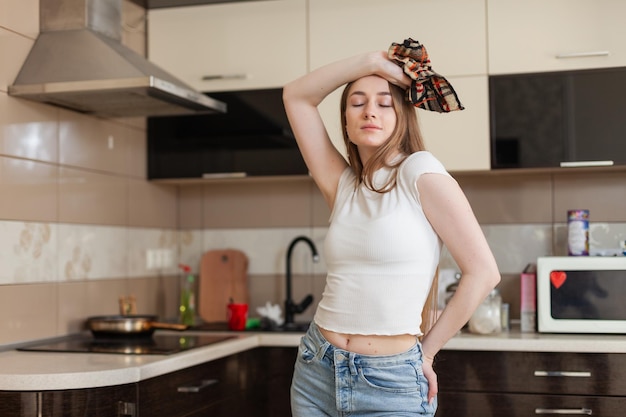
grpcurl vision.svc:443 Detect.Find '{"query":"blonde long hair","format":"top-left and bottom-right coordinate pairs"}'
top-left (421, 268), bottom-right (439, 336)
top-left (339, 79), bottom-right (439, 336)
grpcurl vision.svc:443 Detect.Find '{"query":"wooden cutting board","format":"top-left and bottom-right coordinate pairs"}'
top-left (198, 249), bottom-right (249, 323)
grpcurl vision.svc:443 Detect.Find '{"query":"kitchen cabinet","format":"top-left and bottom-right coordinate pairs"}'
top-left (147, 88), bottom-right (308, 180)
top-left (435, 350), bottom-right (626, 416)
top-left (0, 347), bottom-right (296, 417)
top-left (147, 0), bottom-right (307, 92)
top-left (490, 66), bottom-right (626, 169)
top-left (240, 347), bottom-right (297, 417)
top-left (309, 0), bottom-right (487, 77)
top-left (140, 346), bottom-right (296, 417)
top-left (488, 0), bottom-right (626, 75)
top-left (0, 384), bottom-right (137, 417)
top-left (310, 0), bottom-right (490, 172)
top-left (139, 352), bottom-right (240, 416)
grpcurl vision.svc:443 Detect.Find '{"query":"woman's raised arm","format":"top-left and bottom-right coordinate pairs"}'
top-left (282, 51), bottom-right (409, 207)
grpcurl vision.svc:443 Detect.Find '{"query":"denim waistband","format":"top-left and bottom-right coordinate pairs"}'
top-left (307, 321), bottom-right (423, 366)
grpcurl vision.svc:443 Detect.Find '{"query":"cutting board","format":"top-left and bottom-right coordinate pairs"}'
top-left (198, 249), bottom-right (249, 323)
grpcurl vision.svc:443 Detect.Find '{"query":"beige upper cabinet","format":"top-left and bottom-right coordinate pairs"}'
top-left (488, 0), bottom-right (626, 74)
top-left (147, 0), bottom-right (307, 92)
top-left (310, 0), bottom-right (490, 171)
top-left (309, 0), bottom-right (488, 77)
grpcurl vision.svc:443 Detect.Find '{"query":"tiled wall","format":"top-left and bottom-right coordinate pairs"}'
top-left (0, 1), bottom-right (183, 345)
top-left (1, 2), bottom-right (626, 348)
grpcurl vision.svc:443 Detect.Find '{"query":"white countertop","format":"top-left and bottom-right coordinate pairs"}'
top-left (1, 329), bottom-right (625, 391)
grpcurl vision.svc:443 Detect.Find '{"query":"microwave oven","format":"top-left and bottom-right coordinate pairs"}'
top-left (537, 256), bottom-right (626, 334)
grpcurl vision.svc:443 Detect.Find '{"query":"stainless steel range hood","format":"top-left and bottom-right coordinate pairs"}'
top-left (8, 0), bottom-right (226, 118)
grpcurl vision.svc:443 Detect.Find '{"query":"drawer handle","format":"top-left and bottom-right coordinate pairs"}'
top-left (560, 160), bottom-right (614, 168)
top-left (177, 378), bottom-right (218, 393)
top-left (555, 50), bottom-right (609, 59)
top-left (202, 73), bottom-right (247, 81)
top-left (535, 408), bottom-right (592, 415)
top-left (202, 172), bottom-right (247, 179)
top-left (534, 371), bottom-right (591, 378)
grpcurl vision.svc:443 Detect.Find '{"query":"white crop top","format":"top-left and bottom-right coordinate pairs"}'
top-left (313, 151), bottom-right (453, 336)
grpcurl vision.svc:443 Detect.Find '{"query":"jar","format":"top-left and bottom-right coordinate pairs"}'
top-left (469, 289), bottom-right (502, 334)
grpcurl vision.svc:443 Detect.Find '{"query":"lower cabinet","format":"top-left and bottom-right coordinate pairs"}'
top-left (0, 347), bottom-right (298, 417)
top-left (139, 346), bottom-right (296, 417)
top-left (435, 350), bottom-right (626, 417)
top-left (0, 384), bottom-right (137, 417)
top-left (139, 352), bottom-right (240, 416)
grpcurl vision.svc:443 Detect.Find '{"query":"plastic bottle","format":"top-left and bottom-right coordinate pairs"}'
top-left (178, 263), bottom-right (196, 325)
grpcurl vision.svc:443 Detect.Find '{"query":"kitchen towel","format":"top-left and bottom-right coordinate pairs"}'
top-left (388, 38), bottom-right (464, 113)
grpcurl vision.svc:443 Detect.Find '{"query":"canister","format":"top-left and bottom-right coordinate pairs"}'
top-left (567, 209), bottom-right (589, 256)
top-left (468, 289), bottom-right (502, 335)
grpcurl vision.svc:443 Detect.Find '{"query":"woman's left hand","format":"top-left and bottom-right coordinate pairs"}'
top-left (422, 355), bottom-right (438, 405)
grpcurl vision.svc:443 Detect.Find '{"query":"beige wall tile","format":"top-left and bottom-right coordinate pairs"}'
top-left (456, 173), bottom-right (553, 224)
top-left (0, 94), bottom-right (59, 163)
top-left (311, 183), bottom-right (331, 226)
top-left (85, 278), bottom-right (130, 317)
top-left (0, 157), bottom-right (58, 222)
top-left (59, 110), bottom-right (132, 176)
top-left (178, 185), bottom-right (204, 229)
top-left (0, 29), bottom-right (35, 92)
top-left (0, 0), bottom-right (39, 38)
top-left (553, 171), bottom-right (626, 222)
top-left (127, 124), bottom-right (147, 178)
top-left (0, 221), bottom-right (57, 284)
top-left (202, 179), bottom-right (314, 228)
top-left (0, 283), bottom-right (58, 344)
top-left (58, 167), bottom-right (128, 225)
top-left (127, 275), bottom-right (179, 319)
top-left (57, 281), bottom-right (90, 334)
top-left (128, 179), bottom-right (178, 228)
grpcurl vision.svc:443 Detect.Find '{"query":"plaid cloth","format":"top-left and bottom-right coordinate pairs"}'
top-left (388, 38), bottom-right (464, 113)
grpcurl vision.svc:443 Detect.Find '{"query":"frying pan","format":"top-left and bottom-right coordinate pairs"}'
top-left (86, 315), bottom-right (188, 337)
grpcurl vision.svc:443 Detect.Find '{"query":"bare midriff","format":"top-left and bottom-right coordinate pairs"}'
top-left (319, 326), bottom-right (418, 356)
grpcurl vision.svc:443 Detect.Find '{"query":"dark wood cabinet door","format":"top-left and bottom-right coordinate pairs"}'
top-left (139, 354), bottom-right (240, 417)
top-left (436, 350), bottom-right (626, 396)
top-left (436, 392), bottom-right (626, 417)
top-left (0, 391), bottom-right (39, 417)
top-left (6, 384), bottom-right (138, 417)
top-left (43, 384), bottom-right (137, 417)
top-left (241, 347), bottom-right (297, 417)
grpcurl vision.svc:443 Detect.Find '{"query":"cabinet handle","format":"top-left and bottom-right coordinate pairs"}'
top-left (202, 73), bottom-right (247, 81)
top-left (117, 401), bottom-right (137, 417)
top-left (560, 160), bottom-right (614, 168)
top-left (177, 378), bottom-right (218, 393)
top-left (202, 172), bottom-right (247, 179)
top-left (555, 50), bottom-right (610, 59)
top-left (535, 408), bottom-right (592, 415)
top-left (534, 371), bottom-right (591, 378)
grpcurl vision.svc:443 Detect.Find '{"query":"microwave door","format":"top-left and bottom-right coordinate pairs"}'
top-left (547, 269), bottom-right (626, 333)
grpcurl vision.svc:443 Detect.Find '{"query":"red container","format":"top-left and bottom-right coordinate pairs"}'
top-left (227, 303), bottom-right (248, 331)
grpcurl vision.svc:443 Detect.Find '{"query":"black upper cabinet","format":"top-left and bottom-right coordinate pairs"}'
top-left (147, 88), bottom-right (308, 180)
top-left (490, 67), bottom-right (626, 169)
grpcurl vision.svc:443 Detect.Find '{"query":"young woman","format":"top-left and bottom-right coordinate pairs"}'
top-left (283, 50), bottom-right (500, 417)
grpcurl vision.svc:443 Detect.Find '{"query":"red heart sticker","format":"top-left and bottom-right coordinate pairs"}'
top-left (550, 271), bottom-right (567, 289)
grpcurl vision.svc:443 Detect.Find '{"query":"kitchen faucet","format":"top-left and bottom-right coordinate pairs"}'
top-left (284, 236), bottom-right (319, 328)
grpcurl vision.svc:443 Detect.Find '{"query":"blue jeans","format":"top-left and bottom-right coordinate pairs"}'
top-left (291, 322), bottom-right (437, 417)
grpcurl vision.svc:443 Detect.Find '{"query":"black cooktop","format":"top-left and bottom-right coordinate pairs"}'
top-left (18, 333), bottom-right (236, 355)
